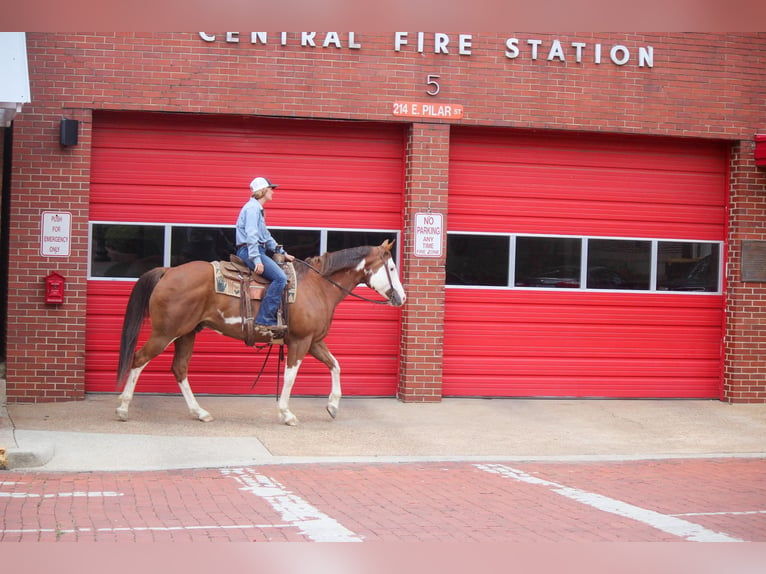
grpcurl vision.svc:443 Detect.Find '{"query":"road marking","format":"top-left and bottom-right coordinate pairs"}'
top-left (673, 510), bottom-right (766, 517)
top-left (0, 491), bottom-right (123, 499)
top-left (2, 524), bottom-right (291, 535)
top-left (476, 463), bottom-right (743, 542)
top-left (222, 468), bottom-right (362, 542)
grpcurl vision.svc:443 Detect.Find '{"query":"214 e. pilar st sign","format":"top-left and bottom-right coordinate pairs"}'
top-left (199, 32), bottom-right (655, 68)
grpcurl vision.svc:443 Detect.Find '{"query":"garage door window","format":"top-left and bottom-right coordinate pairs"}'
top-left (90, 223), bottom-right (399, 279)
top-left (446, 234), bottom-right (510, 286)
top-left (657, 242), bottom-right (720, 292)
top-left (446, 233), bottom-right (721, 293)
top-left (90, 223), bottom-right (165, 278)
top-left (587, 239), bottom-right (652, 290)
top-left (515, 237), bottom-right (582, 288)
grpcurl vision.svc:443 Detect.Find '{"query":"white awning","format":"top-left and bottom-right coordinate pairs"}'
top-left (0, 32), bottom-right (31, 127)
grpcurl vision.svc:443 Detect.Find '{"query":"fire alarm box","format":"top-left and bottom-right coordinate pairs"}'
top-left (45, 272), bottom-right (65, 304)
top-left (755, 134), bottom-right (766, 169)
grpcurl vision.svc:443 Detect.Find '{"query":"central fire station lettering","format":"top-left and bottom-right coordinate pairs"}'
top-left (504, 38), bottom-right (654, 67)
top-left (199, 33), bottom-right (655, 68)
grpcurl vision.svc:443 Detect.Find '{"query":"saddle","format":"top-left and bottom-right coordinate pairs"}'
top-left (210, 255), bottom-right (296, 346)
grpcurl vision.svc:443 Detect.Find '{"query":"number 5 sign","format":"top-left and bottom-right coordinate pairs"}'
top-left (414, 212), bottom-right (443, 258)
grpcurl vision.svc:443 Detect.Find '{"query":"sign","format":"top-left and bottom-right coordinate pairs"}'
top-left (393, 101), bottom-right (463, 120)
top-left (742, 241), bottom-right (766, 282)
top-left (414, 212), bottom-right (443, 258)
top-left (198, 33), bottom-right (656, 69)
top-left (40, 211), bottom-right (71, 257)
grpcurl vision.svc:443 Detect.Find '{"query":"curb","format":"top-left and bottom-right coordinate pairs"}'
top-left (2, 443), bottom-right (55, 470)
top-left (1, 404), bottom-right (55, 470)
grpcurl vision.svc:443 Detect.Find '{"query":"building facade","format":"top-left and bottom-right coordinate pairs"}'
top-left (2, 32), bottom-right (765, 403)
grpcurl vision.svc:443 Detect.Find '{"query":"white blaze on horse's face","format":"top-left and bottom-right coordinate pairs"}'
top-left (362, 256), bottom-right (406, 306)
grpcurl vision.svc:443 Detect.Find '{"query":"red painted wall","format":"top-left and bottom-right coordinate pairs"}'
top-left (5, 32), bottom-right (766, 402)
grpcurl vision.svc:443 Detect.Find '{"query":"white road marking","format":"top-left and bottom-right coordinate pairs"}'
top-left (673, 510), bottom-right (766, 517)
top-left (222, 468), bottom-right (362, 542)
top-left (2, 524), bottom-right (291, 535)
top-left (0, 491), bottom-right (123, 499)
top-left (476, 463), bottom-right (743, 542)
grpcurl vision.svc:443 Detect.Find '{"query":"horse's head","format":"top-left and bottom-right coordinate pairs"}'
top-left (363, 239), bottom-right (406, 307)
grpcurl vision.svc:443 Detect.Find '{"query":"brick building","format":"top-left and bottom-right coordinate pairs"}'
top-left (1, 32), bottom-right (765, 404)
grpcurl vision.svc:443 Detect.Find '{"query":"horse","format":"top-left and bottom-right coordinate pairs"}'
top-left (115, 239), bottom-right (406, 425)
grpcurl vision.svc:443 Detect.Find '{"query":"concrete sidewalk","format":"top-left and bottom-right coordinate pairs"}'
top-left (2, 393), bottom-right (766, 472)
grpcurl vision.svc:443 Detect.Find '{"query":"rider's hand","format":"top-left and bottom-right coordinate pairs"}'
top-left (254, 262), bottom-right (264, 274)
top-left (284, 253), bottom-right (295, 262)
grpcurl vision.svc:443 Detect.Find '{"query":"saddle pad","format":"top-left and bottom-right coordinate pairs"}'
top-left (210, 261), bottom-right (264, 300)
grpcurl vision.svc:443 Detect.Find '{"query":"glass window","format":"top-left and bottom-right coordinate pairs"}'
top-left (446, 234), bottom-right (509, 286)
top-left (515, 237), bottom-right (582, 288)
top-left (91, 224), bottom-right (165, 278)
top-left (587, 239), bottom-right (651, 290)
top-left (657, 242), bottom-right (720, 292)
top-left (270, 229), bottom-right (322, 260)
top-left (171, 226), bottom-right (235, 266)
top-left (327, 230), bottom-right (399, 262)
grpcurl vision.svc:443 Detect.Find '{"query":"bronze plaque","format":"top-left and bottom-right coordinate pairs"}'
top-left (742, 241), bottom-right (766, 282)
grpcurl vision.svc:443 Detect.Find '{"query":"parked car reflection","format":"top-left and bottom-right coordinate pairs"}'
top-left (515, 266), bottom-right (627, 289)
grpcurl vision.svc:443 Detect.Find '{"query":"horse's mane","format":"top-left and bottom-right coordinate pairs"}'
top-left (299, 245), bottom-right (373, 278)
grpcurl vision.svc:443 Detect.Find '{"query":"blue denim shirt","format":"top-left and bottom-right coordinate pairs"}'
top-left (235, 198), bottom-right (282, 265)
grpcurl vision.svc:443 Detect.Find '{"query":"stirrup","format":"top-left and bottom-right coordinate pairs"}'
top-left (256, 323), bottom-right (286, 336)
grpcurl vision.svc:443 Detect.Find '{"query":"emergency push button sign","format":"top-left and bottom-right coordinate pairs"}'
top-left (414, 212), bottom-right (443, 258)
top-left (40, 211), bottom-right (72, 257)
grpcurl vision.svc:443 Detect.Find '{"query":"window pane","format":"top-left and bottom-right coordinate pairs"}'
top-left (171, 226), bottom-right (235, 265)
top-left (657, 242), bottom-right (720, 292)
top-left (515, 237), bottom-right (582, 288)
top-left (446, 234), bottom-right (509, 286)
top-left (587, 239), bottom-right (651, 290)
top-left (91, 224), bottom-right (164, 278)
top-left (327, 230), bottom-right (398, 262)
top-left (270, 229), bottom-right (321, 260)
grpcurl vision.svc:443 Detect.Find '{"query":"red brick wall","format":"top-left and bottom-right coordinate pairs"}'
top-left (6, 32), bottom-right (766, 402)
top-left (5, 107), bottom-right (92, 402)
top-left (399, 123), bottom-right (450, 402)
top-left (725, 141), bottom-right (766, 403)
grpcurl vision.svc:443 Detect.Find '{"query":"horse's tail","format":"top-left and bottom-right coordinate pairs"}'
top-left (116, 267), bottom-right (167, 389)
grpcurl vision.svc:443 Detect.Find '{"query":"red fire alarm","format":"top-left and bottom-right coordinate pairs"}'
top-left (755, 134), bottom-right (766, 169)
top-left (44, 272), bottom-right (65, 304)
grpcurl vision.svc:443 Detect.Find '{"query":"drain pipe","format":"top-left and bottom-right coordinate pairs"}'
top-left (1, 122), bottom-right (13, 409)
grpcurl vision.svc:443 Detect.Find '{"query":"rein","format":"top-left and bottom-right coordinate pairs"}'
top-left (294, 255), bottom-right (394, 305)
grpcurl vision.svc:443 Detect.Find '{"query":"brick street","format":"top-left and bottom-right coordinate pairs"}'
top-left (2, 457), bottom-right (765, 542)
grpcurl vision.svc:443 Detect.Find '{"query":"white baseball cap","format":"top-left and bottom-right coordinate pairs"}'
top-left (249, 176), bottom-right (278, 194)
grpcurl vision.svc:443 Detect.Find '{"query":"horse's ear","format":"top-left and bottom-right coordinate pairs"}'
top-left (381, 239), bottom-right (395, 252)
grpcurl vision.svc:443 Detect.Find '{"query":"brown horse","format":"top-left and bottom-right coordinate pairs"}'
top-left (116, 240), bottom-right (406, 425)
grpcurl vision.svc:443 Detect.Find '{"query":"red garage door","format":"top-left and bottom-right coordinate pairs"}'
top-left (86, 111), bottom-right (405, 396)
top-left (444, 128), bottom-right (728, 398)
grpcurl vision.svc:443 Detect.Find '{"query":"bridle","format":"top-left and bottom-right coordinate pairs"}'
top-left (294, 249), bottom-right (397, 305)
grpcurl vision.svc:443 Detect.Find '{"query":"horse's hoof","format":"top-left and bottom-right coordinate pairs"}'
top-left (326, 405), bottom-right (337, 419)
top-left (198, 412), bottom-right (214, 423)
top-left (280, 411), bottom-right (299, 426)
top-left (116, 407), bottom-right (129, 422)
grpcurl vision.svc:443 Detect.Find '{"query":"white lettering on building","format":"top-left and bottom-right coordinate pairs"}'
top-left (198, 33), bottom-right (654, 68)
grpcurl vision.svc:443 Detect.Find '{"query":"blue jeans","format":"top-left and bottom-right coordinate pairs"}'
top-left (236, 245), bottom-right (287, 325)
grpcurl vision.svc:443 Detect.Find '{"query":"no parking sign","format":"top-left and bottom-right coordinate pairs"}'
top-left (414, 212), bottom-right (443, 258)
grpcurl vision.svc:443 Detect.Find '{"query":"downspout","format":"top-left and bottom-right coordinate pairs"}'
top-left (0, 122), bottom-right (12, 407)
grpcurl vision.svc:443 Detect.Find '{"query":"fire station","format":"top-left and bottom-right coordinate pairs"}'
top-left (1, 32), bottom-right (765, 404)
